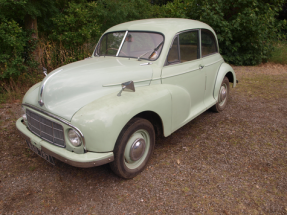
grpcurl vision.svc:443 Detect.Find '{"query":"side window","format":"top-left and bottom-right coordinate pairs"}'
top-left (179, 31), bottom-right (199, 62)
top-left (201, 29), bottom-right (218, 57)
top-left (167, 36), bottom-right (179, 63)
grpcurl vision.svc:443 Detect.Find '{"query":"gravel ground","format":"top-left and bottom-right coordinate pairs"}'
top-left (0, 63), bottom-right (287, 214)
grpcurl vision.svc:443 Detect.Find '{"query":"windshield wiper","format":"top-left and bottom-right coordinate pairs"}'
top-left (148, 41), bottom-right (164, 59)
top-left (154, 41), bottom-right (164, 52)
top-left (137, 41), bottom-right (164, 61)
top-left (137, 50), bottom-right (152, 61)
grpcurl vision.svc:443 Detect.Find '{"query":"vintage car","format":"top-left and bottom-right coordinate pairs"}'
top-left (16, 18), bottom-right (237, 178)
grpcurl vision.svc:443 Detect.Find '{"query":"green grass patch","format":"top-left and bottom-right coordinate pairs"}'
top-left (0, 73), bottom-right (42, 104)
top-left (269, 41), bottom-right (287, 65)
top-left (235, 73), bottom-right (287, 100)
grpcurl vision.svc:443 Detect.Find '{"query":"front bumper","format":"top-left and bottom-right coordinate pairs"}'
top-left (16, 118), bottom-right (114, 168)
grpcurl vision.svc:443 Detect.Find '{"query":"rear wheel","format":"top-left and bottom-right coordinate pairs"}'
top-left (211, 77), bottom-right (230, 112)
top-left (110, 118), bottom-right (155, 179)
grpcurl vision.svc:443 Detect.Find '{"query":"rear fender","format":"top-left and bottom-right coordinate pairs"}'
top-left (214, 63), bottom-right (236, 100)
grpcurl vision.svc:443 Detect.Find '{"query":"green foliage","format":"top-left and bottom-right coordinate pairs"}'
top-left (43, 2), bottom-right (101, 67)
top-left (149, 0), bottom-right (286, 65)
top-left (0, 0), bottom-right (57, 81)
top-left (50, 2), bottom-right (101, 49)
top-left (160, 0), bottom-right (191, 18)
top-left (95, 0), bottom-right (153, 32)
top-left (43, 0), bottom-right (154, 68)
top-left (0, 0), bottom-right (286, 84)
top-left (0, 19), bottom-right (37, 79)
top-left (183, 0), bottom-right (286, 65)
top-left (0, 0), bottom-right (58, 27)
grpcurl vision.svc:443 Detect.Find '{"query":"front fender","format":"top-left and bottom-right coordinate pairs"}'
top-left (71, 85), bottom-right (172, 152)
top-left (213, 62), bottom-right (236, 100)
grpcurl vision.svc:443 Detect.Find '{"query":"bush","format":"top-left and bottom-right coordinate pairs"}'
top-left (269, 40), bottom-right (287, 64)
top-left (152, 0), bottom-right (286, 65)
top-left (0, 19), bottom-right (37, 79)
top-left (43, 0), bottom-right (154, 70)
top-left (185, 0), bottom-right (286, 65)
top-left (95, 0), bottom-right (153, 32)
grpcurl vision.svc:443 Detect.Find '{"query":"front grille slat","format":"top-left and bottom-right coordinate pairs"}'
top-left (26, 109), bottom-right (65, 147)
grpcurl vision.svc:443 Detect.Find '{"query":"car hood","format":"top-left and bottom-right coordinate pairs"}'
top-left (23, 57), bottom-right (153, 121)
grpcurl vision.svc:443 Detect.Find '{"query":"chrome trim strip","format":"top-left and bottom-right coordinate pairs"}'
top-left (102, 78), bottom-right (153, 87)
top-left (199, 29), bottom-right (202, 59)
top-left (39, 69), bottom-right (63, 106)
top-left (22, 104), bottom-right (87, 152)
top-left (161, 67), bottom-right (200, 79)
top-left (204, 58), bottom-right (223, 67)
top-left (140, 62), bottom-right (152, 66)
top-left (116, 31), bottom-right (128, 56)
top-left (42, 146), bottom-right (114, 168)
top-left (40, 69), bottom-right (63, 98)
top-left (103, 59), bottom-right (222, 87)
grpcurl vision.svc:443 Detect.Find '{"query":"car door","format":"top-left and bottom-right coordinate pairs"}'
top-left (161, 30), bottom-right (205, 132)
top-left (200, 29), bottom-right (224, 109)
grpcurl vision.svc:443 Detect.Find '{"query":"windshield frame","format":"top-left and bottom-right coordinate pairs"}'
top-left (94, 30), bottom-right (165, 61)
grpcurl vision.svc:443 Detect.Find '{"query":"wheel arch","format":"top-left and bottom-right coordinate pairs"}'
top-left (71, 85), bottom-right (172, 152)
top-left (213, 62), bottom-right (236, 100)
top-left (134, 111), bottom-right (164, 138)
top-left (225, 71), bottom-right (234, 83)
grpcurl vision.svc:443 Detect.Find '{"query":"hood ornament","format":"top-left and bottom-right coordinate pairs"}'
top-left (43, 67), bottom-right (47, 76)
top-left (38, 69), bottom-right (63, 108)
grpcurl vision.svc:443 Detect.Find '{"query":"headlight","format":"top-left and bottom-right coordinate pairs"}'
top-left (68, 129), bottom-right (82, 147)
top-left (21, 107), bottom-right (27, 121)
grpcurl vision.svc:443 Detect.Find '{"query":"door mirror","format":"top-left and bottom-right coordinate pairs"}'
top-left (117, 81), bottom-right (135, 96)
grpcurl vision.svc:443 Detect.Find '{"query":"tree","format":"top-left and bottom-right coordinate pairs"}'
top-left (161, 0), bottom-right (286, 65)
top-left (0, 0), bottom-right (59, 79)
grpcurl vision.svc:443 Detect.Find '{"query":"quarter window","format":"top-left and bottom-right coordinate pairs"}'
top-left (167, 36), bottom-right (179, 63)
top-left (201, 29), bottom-right (218, 57)
top-left (98, 32), bottom-right (125, 56)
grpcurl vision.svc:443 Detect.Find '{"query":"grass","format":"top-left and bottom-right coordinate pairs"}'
top-left (269, 40), bottom-right (287, 65)
top-left (38, 38), bottom-right (94, 72)
top-left (0, 73), bottom-right (43, 104)
top-left (235, 73), bottom-right (287, 100)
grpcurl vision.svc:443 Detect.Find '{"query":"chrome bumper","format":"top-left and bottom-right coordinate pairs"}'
top-left (16, 118), bottom-right (114, 168)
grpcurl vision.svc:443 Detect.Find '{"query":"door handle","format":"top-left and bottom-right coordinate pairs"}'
top-left (199, 64), bottom-right (205, 69)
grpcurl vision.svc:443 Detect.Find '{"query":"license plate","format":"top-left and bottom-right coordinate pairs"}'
top-left (26, 141), bottom-right (55, 165)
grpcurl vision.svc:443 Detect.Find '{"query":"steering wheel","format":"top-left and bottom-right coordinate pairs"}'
top-left (105, 48), bottom-right (118, 54)
top-left (105, 48), bottom-right (128, 56)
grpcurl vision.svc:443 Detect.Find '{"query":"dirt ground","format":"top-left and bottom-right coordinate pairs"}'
top-left (0, 63), bottom-right (287, 214)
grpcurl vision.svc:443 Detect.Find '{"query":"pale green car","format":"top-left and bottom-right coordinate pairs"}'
top-left (16, 18), bottom-right (237, 178)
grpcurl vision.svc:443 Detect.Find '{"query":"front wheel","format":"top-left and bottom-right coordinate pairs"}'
top-left (211, 76), bottom-right (230, 112)
top-left (110, 118), bottom-right (155, 179)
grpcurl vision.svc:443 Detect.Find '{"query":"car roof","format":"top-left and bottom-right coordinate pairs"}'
top-left (105, 18), bottom-right (215, 35)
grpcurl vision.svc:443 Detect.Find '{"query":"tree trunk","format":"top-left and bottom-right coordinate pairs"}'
top-left (25, 15), bottom-right (41, 70)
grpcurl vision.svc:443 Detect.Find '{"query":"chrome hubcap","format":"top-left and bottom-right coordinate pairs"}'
top-left (219, 84), bottom-right (227, 106)
top-left (130, 138), bottom-right (146, 161)
top-left (124, 129), bottom-right (150, 169)
top-left (219, 87), bottom-right (226, 103)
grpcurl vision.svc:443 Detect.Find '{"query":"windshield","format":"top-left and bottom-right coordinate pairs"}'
top-left (95, 31), bottom-right (164, 60)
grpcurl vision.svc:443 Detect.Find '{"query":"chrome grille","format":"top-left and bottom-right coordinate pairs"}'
top-left (26, 109), bottom-right (65, 147)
